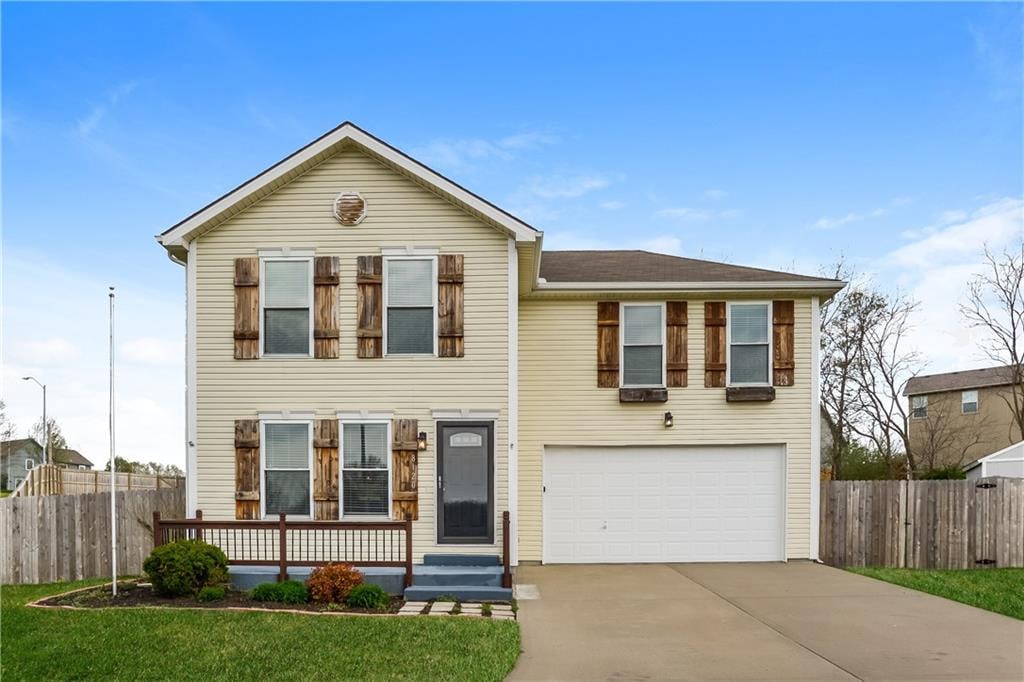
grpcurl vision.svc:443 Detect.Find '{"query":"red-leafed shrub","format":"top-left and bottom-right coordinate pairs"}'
top-left (307, 563), bottom-right (363, 603)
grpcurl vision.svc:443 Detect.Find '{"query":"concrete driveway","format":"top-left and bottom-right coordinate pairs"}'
top-left (510, 562), bottom-right (1024, 681)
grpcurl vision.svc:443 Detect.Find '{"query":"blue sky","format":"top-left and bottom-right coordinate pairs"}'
top-left (3, 2), bottom-right (1022, 466)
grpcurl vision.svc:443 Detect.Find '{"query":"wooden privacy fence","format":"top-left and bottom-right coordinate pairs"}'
top-left (12, 464), bottom-right (183, 497)
top-left (820, 477), bottom-right (1024, 569)
top-left (0, 487), bottom-right (184, 584)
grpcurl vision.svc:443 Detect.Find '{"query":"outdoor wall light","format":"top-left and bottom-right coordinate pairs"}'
top-left (663, 412), bottom-right (674, 428)
top-left (417, 431), bottom-right (428, 450)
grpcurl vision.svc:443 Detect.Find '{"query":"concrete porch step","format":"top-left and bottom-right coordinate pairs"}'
top-left (422, 553), bottom-right (501, 567)
top-left (404, 585), bottom-right (513, 602)
top-left (412, 564), bottom-right (503, 587)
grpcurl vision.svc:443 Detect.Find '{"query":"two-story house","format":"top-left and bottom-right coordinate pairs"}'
top-left (157, 123), bottom-right (844, 595)
top-left (1, 438), bottom-right (43, 491)
top-left (905, 364), bottom-right (1023, 471)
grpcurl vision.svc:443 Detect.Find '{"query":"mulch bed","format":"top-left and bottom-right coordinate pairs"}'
top-left (35, 582), bottom-right (404, 615)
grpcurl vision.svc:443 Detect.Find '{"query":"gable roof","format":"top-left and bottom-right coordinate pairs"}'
top-left (157, 121), bottom-right (539, 254)
top-left (963, 441), bottom-right (1024, 472)
top-left (53, 448), bottom-right (93, 468)
top-left (904, 365), bottom-right (1021, 396)
top-left (0, 438), bottom-right (42, 458)
top-left (536, 250), bottom-right (845, 292)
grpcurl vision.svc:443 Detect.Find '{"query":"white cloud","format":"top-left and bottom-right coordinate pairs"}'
top-left (656, 207), bottom-right (740, 222)
top-left (75, 81), bottom-right (138, 138)
top-left (524, 174), bottom-right (610, 199)
top-left (599, 201), bottom-right (625, 210)
top-left (10, 338), bottom-right (81, 366)
top-left (412, 130), bottom-right (557, 170)
top-left (121, 337), bottom-right (184, 366)
top-left (812, 197), bottom-right (909, 230)
top-left (703, 188), bottom-right (728, 201)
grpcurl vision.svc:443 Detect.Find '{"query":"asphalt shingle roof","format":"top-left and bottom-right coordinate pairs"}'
top-left (904, 365), bottom-right (1021, 396)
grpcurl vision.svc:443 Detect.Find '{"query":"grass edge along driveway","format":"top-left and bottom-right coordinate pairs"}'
top-left (849, 567), bottom-right (1024, 620)
top-left (1, 580), bottom-right (520, 681)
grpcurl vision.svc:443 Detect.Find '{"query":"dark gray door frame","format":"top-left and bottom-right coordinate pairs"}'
top-left (437, 421), bottom-right (495, 544)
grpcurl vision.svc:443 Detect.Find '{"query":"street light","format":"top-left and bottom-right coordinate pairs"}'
top-left (21, 377), bottom-right (47, 466)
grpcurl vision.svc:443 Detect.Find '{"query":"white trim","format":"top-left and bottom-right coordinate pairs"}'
top-left (260, 419), bottom-right (315, 520)
top-left (964, 441), bottom-right (1024, 469)
top-left (910, 395), bottom-right (928, 419)
top-left (726, 301), bottom-right (773, 387)
top-left (258, 256), bottom-right (314, 359)
top-left (24, 458), bottom-right (35, 470)
top-left (157, 122), bottom-right (539, 247)
top-left (185, 241), bottom-right (198, 516)
top-left (431, 408), bottom-right (501, 420)
top-left (810, 296), bottom-right (821, 561)
top-left (961, 389), bottom-right (979, 414)
top-left (507, 237), bottom-right (519, 566)
top-left (619, 302), bottom-right (667, 388)
top-left (336, 410), bottom-right (394, 421)
top-left (338, 418), bottom-right (393, 521)
top-left (382, 255), bottom-right (438, 357)
top-left (535, 280), bottom-right (846, 292)
top-left (258, 410), bottom-right (316, 420)
top-left (257, 247), bottom-right (315, 258)
top-left (380, 246), bottom-right (439, 257)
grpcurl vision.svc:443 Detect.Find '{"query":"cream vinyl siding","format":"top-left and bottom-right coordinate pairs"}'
top-left (517, 297), bottom-right (815, 561)
top-left (193, 148), bottom-right (509, 560)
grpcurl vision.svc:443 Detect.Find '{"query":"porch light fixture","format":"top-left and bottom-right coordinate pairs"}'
top-left (663, 412), bottom-right (674, 428)
top-left (417, 431), bottom-right (428, 451)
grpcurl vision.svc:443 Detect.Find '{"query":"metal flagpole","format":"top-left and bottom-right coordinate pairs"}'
top-left (109, 286), bottom-right (117, 597)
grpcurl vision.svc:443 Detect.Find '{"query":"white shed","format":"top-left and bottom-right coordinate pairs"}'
top-left (963, 442), bottom-right (1024, 480)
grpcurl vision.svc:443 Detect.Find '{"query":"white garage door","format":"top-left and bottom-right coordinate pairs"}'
top-left (544, 445), bottom-right (785, 563)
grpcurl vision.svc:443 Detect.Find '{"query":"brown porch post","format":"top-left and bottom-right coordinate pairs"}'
top-left (278, 513), bottom-right (288, 582)
top-left (502, 511), bottom-right (512, 589)
top-left (404, 514), bottom-right (414, 588)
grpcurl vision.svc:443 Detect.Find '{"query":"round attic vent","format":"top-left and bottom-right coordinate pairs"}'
top-left (333, 191), bottom-right (366, 225)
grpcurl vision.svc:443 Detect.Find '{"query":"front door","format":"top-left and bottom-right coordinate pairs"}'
top-left (438, 422), bottom-right (494, 543)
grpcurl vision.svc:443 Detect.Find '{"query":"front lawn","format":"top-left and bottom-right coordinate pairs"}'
top-left (849, 567), bottom-right (1024, 620)
top-left (1, 580), bottom-right (520, 681)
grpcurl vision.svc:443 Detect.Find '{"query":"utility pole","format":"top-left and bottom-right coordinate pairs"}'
top-left (21, 376), bottom-right (47, 464)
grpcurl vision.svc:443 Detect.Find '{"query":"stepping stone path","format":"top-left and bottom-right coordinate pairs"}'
top-left (400, 600), bottom-right (516, 619)
top-left (398, 601), bottom-right (428, 616)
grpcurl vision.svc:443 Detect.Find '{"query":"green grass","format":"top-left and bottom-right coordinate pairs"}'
top-left (1, 580), bottom-right (520, 681)
top-left (849, 567), bottom-right (1024, 620)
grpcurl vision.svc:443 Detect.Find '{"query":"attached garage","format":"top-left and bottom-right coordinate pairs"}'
top-left (543, 445), bottom-right (785, 563)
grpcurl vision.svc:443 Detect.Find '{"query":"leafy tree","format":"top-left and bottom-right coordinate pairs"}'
top-left (30, 417), bottom-right (69, 452)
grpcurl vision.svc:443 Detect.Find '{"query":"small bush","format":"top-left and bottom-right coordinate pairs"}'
top-left (143, 539), bottom-right (229, 597)
top-left (251, 580), bottom-right (308, 604)
top-left (481, 602), bottom-right (492, 617)
top-left (918, 466), bottom-right (966, 480)
top-left (197, 585), bottom-right (226, 602)
top-left (433, 594), bottom-right (457, 602)
top-left (345, 583), bottom-right (390, 610)
top-left (307, 563), bottom-right (363, 604)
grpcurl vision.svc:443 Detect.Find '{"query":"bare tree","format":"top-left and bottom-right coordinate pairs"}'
top-left (913, 397), bottom-right (993, 470)
top-left (960, 242), bottom-right (1024, 441)
top-left (0, 401), bottom-right (16, 442)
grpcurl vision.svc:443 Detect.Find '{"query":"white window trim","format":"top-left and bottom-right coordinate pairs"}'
top-left (961, 390), bottom-right (979, 415)
top-left (911, 395), bottom-right (928, 419)
top-left (260, 419), bottom-right (314, 520)
top-left (382, 255), bottom-right (438, 357)
top-left (619, 302), bottom-right (667, 388)
top-left (25, 458), bottom-right (34, 470)
top-left (258, 256), bottom-right (314, 359)
top-left (726, 301), bottom-right (773, 388)
top-left (338, 418), bottom-right (393, 521)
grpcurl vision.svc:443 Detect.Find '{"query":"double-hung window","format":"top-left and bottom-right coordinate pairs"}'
top-left (728, 302), bottom-right (771, 386)
top-left (341, 422), bottom-right (390, 517)
top-left (384, 257), bottom-right (436, 355)
top-left (911, 395), bottom-right (928, 419)
top-left (262, 259), bottom-right (312, 356)
top-left (621, 304), bottom-right (665, 387)
top-left (24, 458), bottom-right (34, 470)
top-left (262, 422), bottom-right (312, 517)
top-left (961, 390), bottom-right (978, 414)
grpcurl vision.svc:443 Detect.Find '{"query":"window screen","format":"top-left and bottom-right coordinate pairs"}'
top-left (342, 423), bottom-right (389, 516)
top-left (622, 305), bottom-right (663, 386)
top-left (386, 259), bottom-right (434, 354)
top-left (729, 304), bottom-right (770, 385)
top-left (911, 395), bottom-right (928, 419)
top-left (264, 423), bottom-right (310, 516)
top-left (961, 390), bottom-right (978, 414)
top-left (263, 260), bottom-right (310, 355)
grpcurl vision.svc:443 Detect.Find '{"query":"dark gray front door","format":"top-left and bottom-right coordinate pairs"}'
top-left (438, 422), bottom-right (494, 544)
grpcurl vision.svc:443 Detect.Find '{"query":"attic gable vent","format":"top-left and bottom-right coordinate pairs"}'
top-left (333, 191), bottom-right (366, 225)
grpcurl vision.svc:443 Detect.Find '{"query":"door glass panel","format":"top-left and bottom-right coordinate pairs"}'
top-left (441, 425), bottom-right (490, 540)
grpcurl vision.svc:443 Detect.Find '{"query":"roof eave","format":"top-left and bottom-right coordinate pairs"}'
top-left (531, 279), bottom-right (846, 295)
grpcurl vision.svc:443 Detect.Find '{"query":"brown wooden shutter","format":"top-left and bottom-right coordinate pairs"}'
top-left (773, 300), bottom-right (795, 386)
top-left (666, 301), bottom-right (688, 387)
top-left (313, 257), bottom-right (340, 359)
top-left (438, 254), bottom-right (465, 358)
top-left (704, 302), bottom-right (727, 388)
top-left (597, 302), bottom-right (620, 388)
top-left (234, 419), bottom-right (260, 519)
top-left (356, 256), bottom-right (383, 358)
top-left (313, 419), bottom-right (339, 520)
top-left (391, 419), bottom-right (418, 520)
top-left (233, 258), bottom-right (259, 360)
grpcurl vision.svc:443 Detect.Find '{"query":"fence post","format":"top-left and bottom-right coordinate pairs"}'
top-left (278, 513), bottom-right (288, 582)
top-left (195, 509), bottom-right (204, 543)
top-left (404, 514), bottom-right (413, 588)
top-left (152, 511), bottom-right (162, 547)
top-left (502, 511), bottom-right (512, 589)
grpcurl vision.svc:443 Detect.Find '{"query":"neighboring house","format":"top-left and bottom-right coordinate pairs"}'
top-left (905, 365), bottom-right (1023, 470)
top-left (156, 122), bottom-right (844, 572)
top-left (52, 448), bottom-right (94, 470)
top-left (0, 438), bottom-right (43, 491)
top-left (964, 441), bottom-right (1024, 480)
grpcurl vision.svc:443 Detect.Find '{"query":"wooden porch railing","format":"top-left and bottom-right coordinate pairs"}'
top-left (153, 511), bottom-right (414, 587)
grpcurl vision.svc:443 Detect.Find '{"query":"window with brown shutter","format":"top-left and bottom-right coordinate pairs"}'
top-left (234, 419), bottom-right (260, 519)
top-left (391, 418), bottom-right (418, 520)
top-left (313, 419), bottom-right (339, 520)
top-left (596, 302), bottom-right (620, 388)
top-left (773, 300), bottom-right (795, 386)
top-left (666, 301), bottom-right (688, 387)
top-left (438, 254), bottom-right (464, 357)
top-left (704, 302), bottom-right (727, 387)
top-left (313, 257), bottom-right (340, 359)
top-left (234, 258), bottom-right (259, 360)
top-left (356, 256), bottom-right (383, 358)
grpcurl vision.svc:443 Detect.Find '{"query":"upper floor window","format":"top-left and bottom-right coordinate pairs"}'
top-left (961, 390), bottom-right (979, 414)
top-left (262, 259), bottom-right (312, 356)
top-left (621, 304), bottom-right (664, 387)
top-left (728, 302), bottom-right (770, 386)
top-left (262, 421), bottom-right (312, 517)
top-left (911, 395), bottom-right (928, 419)
top-left (341, 422), bottom-right (391, 517)
top-left (24, 458), bottom-right (35, 470)
top-left (384, 257), bottom-right (436, 355)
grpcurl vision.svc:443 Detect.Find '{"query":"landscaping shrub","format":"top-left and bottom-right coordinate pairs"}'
top-left (917, 466), bottom-right (966, 480)
top-left (307, 563), bottom-right (363, 603)
top-left (345, 583), bottom-right (390, 610)
top-left (197, 585), bottom-right (226, 602)
top-left (251, 580), bottom-right (308, 604)
top-left (142, 539), bottom-right (229, 597)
